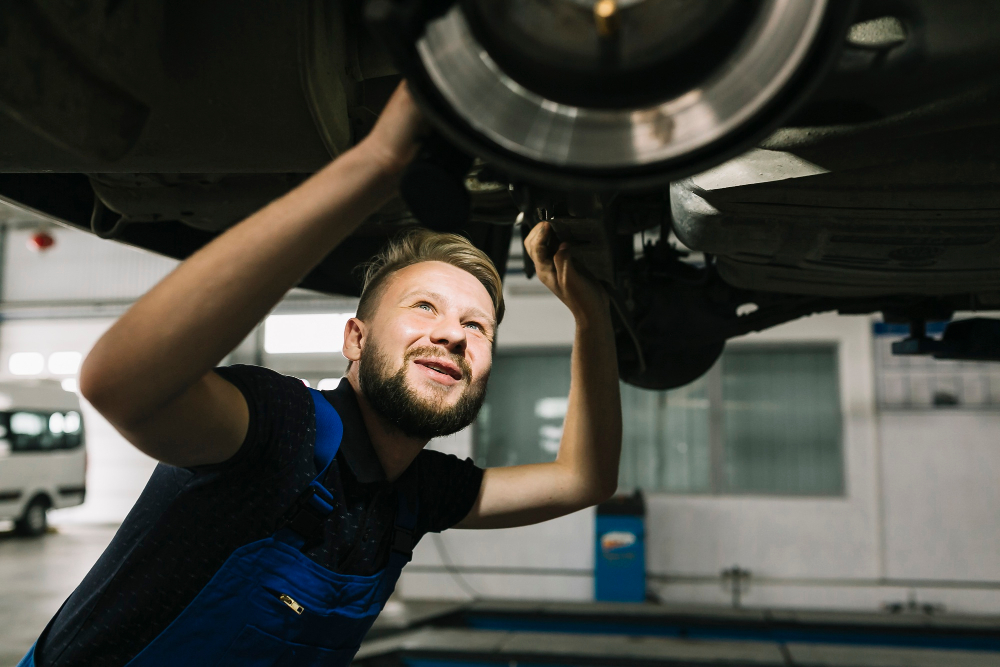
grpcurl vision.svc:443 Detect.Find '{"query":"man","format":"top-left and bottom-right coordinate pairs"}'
top-left (21, 83), bottom-right (622, 667)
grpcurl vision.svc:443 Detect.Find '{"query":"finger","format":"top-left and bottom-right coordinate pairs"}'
top-left (523, 220), bottom-right (548, 249)
top-left (552, 242), bottom-right (571, 283)
top-left (526, 227), bottom-right (560, 287)
top-left (524, 222), bottom-right (553, 264)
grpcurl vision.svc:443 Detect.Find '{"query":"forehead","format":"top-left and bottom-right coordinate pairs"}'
top-left (381, 261), bottom-right (494, 317)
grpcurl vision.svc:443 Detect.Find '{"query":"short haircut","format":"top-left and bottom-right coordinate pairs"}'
top-left (356, 228), bottom-right (505, 325)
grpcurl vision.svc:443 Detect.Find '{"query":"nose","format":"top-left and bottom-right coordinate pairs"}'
top-left (429, 315), bottom-right (467, 355)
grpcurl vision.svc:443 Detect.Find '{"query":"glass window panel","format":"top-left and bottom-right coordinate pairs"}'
top-left (11, 412), bottom-right (45, 436)
top-left (619, 377), bottom-right (710, 493)
top-left (473, 345), bottom-right (842, 497)
top-left (721, 346), bottom-right (843, 495)
top-left (475, 351), bottom-right (572, 468)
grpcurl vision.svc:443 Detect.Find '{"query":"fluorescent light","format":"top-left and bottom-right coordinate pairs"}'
top-left (263, 313), bottom-right (355, 354)
top-left (9, 352), bottom-right (44, 375)
top-left (317, 378), bottom-right (342, 391)
top-left (61, 378), bottom-right (79, 393)
top-left (48, 351), bottom-right (82, 375)
top-left (297, 378), bottom-right (311, 387)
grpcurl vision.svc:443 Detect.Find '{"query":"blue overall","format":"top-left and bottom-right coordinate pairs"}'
top-left (19, 388), bottom-right (417, 667)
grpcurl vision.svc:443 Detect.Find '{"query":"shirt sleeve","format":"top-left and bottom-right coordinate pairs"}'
top-left (414, 449), bottom-right (484, 535)
top-left (196, 364), bottom-right (314, 476)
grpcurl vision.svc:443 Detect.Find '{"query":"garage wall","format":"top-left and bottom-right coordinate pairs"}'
top-left (880, 412), bottom-right (1000, 580)
top-left (2, 226), bottom-right (178, 304)
top-left (401, 305), bottom-right (884, 607)
top-left (0, 218), bottom-right (351, 524)
top-left (0, 217), bottom-right (178, 524)
top-left (4, 213), bottom-right (998, 614)
top-left (402, 285), bottom-right (1000, 614)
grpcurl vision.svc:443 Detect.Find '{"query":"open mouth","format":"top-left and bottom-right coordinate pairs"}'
top-left (414, 358), bottom-right (464, 382)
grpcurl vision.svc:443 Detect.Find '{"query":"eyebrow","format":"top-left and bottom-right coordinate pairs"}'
top-left (404, 289), bottom-right (495, 327)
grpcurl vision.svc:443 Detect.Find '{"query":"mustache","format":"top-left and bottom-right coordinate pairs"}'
top-left (403, 345), bottom-right (473, 381)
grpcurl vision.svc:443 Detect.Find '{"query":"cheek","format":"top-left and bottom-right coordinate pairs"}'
top-left (468, 342), bottom-right (493, 377)
top-left (373, 314), bottom-right (430, 352)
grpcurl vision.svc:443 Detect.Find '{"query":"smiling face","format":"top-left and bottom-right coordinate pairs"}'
top-left (345, 261), bottom-right (496, 439)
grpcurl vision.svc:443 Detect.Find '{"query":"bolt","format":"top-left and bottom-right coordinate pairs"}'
top-left (594, 0), bottom-right (620, 37)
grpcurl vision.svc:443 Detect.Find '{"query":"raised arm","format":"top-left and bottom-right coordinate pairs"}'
top-left (79, 84), bottom-right (424, 468)
top-left (457, 222), bottom-right (622, 529)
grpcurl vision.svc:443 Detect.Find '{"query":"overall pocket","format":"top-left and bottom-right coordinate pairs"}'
top-left (220, 625), bottom-right (359, 667)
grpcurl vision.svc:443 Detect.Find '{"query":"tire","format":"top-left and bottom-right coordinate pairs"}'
top-left (15, 496), bottom-right (49, 537)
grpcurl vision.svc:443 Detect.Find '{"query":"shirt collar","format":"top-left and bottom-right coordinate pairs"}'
top-left (321, 378), bottom-right (387, 484)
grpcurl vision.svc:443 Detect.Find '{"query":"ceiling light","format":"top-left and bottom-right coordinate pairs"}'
top-left (9, 352), bottom-right (44, 376)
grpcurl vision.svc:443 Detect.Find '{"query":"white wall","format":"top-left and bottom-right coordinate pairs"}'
top-left (647, 313), bottom-right (884, 609)
top-left (3, 226), bottom-right (178, 303)
top-left (878, 411), bottom-right (1000, 612)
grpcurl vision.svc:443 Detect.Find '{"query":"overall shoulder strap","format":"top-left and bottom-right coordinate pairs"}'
top-left (310, 387), bottom-right (344, 472)
top-left (278, 388), bottom-right (344, 549)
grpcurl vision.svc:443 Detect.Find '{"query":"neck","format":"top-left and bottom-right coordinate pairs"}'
top-left (347, 373), bottom-right (428, 482)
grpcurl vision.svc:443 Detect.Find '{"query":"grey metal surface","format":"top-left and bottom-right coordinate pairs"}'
top-left (461, 598), bottom-right (1000, 631)
top-left (357, 627), bottom-right (787, 665)
top-left (358, 625), bottom-right (1000, 666)
top-left (787, 642), bottom-right (1000, 667)
top-left (416, 0), bottom-right (828, 168)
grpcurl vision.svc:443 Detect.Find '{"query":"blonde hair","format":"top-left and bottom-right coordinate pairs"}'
top-left (356, 228), bottom-right (505, 325)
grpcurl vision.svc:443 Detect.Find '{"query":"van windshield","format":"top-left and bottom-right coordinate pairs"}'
top-left (1, 410), bottom-right (84, 452)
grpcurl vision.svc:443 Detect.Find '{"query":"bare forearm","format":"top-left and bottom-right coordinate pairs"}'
top-left (81, 143), bottom-right (397, 424)
top-left (556, 313), bottom-right (622, 502)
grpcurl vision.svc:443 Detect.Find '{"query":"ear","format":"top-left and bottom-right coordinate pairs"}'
top-left (343, 317), bottom-right (365, 363)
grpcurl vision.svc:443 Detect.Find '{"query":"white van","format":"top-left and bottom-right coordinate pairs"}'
top-left (0, 380), bottom-right (86, 536)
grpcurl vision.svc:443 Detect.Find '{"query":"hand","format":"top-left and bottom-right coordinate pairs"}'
top-left (359, 81), bottom-right (428, 175)
top-left (523, 221), bottom-right (610, 324)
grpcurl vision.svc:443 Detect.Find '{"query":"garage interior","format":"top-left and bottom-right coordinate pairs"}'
top-left (2, 0), bottom-right (1000, 665)
top-left (1, 199), bottom-right (998, 666)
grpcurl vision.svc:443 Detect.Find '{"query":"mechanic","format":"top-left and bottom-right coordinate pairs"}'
top-left (19, 82), bottom-right (622, 667)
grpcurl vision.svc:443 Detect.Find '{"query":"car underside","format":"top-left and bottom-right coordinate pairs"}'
top-left (1, 0), bottom-right (999, 388)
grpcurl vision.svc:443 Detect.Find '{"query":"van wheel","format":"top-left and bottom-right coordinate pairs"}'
top-left (15, 497), bottom-right (49, 537)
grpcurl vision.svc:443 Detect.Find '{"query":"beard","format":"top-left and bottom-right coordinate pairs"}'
top-left (358, 338), bottom-right (490, 439)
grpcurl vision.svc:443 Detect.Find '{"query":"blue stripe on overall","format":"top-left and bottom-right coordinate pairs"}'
top-left (19, 388), bottom-right (417, 667)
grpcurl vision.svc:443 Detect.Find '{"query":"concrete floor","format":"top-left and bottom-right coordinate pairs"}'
top-left (0, 523), bottom-right (454, 667)
top-left (0, 524), bottom-right (116, 667)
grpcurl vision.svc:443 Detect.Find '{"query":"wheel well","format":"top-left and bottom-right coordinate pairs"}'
top-left (26, 492), bottom-right (53, 510)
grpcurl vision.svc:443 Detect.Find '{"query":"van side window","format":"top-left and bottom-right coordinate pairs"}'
top-left (2, 411), bottom-right (83, 452)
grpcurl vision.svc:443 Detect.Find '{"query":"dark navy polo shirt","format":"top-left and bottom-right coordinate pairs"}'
top-left (35, 365), bottom-right (483, 667)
